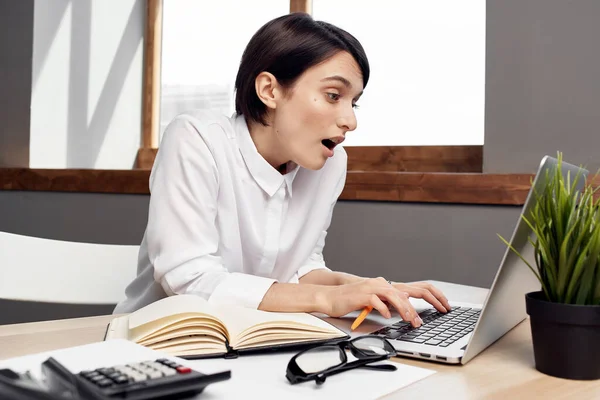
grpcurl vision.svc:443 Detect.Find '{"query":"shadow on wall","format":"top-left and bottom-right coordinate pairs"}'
top-left (32, 0), bottom-right (143, 168)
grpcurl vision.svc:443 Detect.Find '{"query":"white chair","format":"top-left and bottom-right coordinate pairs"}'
top-left (0, 231), bottom-right (139, 304)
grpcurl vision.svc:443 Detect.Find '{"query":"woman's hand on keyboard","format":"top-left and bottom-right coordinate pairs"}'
top-left (389, 281), bottom-right (452, 314)
top-left (320, 277), bottom-right (424, 327)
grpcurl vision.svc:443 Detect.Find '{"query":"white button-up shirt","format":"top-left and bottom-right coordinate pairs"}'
top-left (114, 111), bottom-right (347, 314)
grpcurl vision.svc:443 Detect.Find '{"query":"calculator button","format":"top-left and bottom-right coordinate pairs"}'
top-left (163, 368), bottom-right (177, 376)
top-left (113, 376), bottom-right (130, 385)
top-left (148, 370), bottom-right (164, 379)
top-left (96, 378), bottom-right (114, 388)
top-left (131, 373), bottom-right (148, 382)
top-left (115, 366), bottom-right (135, 375)
top-left (157, 366), bottom-right (177, 376)
top-left (97, 368), bottom-right (115, 375)
top-left (176, 366), bottom-right (191, 374)
top-left (164, 361), bottom-right (179, 368)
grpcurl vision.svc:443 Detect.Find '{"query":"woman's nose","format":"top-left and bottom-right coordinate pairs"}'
top-left (336, 111), bottom-right (357, 132)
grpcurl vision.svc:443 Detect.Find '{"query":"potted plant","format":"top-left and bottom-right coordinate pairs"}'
top-left (499, 153), bottom-right (600, 380)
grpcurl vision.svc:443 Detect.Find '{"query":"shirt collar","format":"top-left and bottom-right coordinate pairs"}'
top-left (235, 114), bottom-right (299, 197)
top-left (283, 162), bottom-right (299, 197)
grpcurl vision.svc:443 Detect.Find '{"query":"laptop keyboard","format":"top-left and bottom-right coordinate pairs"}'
top-left (372, 306), bottom-right (481, 347)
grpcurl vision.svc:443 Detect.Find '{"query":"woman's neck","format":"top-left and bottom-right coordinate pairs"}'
top-left (247, 119), bottom-right (290, 173)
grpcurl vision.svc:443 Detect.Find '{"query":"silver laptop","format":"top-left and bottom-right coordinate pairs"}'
top-left (329, 155), bottom-right (588, 364)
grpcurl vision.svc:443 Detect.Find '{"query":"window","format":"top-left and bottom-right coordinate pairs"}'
top-left (160, 0), bottom-right (289, 140)
top-left (159, 1), bottom-right (485, 147)
top-left (309, 0), bottom-right (485, 146)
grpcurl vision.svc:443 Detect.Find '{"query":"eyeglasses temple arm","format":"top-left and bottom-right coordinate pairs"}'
top-left (316, 356), bottom-right (394, 381)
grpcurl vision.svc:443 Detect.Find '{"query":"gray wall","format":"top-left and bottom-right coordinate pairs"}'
top-left (484, 0), bottom-right (600, 173)
top-left (0, 191), bottom-right (148, 325)
top-left (0, 189), bottom-right (519, 324)
top-left (0, 0), bottom-right (33, 167)
top-left (325, 202), bottom-right (520, 287)
top-left (0, 192), bottom-right (520, 288)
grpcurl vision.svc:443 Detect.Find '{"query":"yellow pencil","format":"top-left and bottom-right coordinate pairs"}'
top-left (351, 306), bottom-right (373, 330)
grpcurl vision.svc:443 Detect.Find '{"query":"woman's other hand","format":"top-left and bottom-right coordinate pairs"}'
top-left (319, 278), bottom-right (452, 327)
top-left (320, 277), bottom-right (422, 326)
top-left (390, 281), bottom-right (452, 314)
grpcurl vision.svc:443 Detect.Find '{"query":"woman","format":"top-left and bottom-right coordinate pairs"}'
top-left (114, 13), bottom-right (451, 328)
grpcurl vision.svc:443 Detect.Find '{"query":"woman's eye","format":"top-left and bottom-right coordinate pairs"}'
top-left (327, 93), bottom-right (340, 101)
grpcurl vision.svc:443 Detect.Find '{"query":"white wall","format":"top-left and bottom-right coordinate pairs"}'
top-left (30, 0), bottom-right (144, 169)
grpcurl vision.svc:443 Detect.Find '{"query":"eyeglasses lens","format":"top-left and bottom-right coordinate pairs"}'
top-left (351, 336), bottom-right (396, 358)
top-left (295, 346), bottom-right (345, 374)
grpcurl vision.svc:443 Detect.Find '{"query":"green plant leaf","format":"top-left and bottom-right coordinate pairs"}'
top-left (497, 233), bottom-right (547, 298)
top-left (566, 233), bottom-right (597, 303)
top-left (497, 152), bottom-right (600, 305)
top-left (574, 230), bottom-right (600, 304)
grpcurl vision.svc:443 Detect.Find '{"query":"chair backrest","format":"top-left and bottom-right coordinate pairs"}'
top-left (0, 231), bottom-right (139, 304)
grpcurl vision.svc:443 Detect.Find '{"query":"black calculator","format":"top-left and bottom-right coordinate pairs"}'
top-left (0, 356), bottom-right (231, 400)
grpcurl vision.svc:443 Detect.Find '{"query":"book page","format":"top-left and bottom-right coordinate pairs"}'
top-left (214, 305), bottom-right (345, 347)
top-left (236, 335), bottom-right (340, 350)
top-left (237, 328), bottom-right (341, 344)
top-left (149, 336), bottom-right (227, 356)
top-left (138, 326), bottom-right (226, 347)
top-left (127, 294), bottom-right (230, 344)
top-left (128, 294), bottom-right (217, 328)
top-left (138, 318), bottom-right (226, 343)
top-left (105, 315), bottom-right (130, 340)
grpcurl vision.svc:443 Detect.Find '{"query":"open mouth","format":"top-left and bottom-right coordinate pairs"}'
top-left (321, 139), bottom-right (336, 150)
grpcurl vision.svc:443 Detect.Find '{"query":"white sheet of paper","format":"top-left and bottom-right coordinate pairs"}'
top-left (190, 351), bottom-right (435, 400)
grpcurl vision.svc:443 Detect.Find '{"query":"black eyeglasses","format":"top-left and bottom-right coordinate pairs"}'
top-left (286, 335), bottom-right (397, 385)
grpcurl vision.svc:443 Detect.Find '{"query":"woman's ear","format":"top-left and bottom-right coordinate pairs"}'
top-left (255, 72), bottom-right (281, 110)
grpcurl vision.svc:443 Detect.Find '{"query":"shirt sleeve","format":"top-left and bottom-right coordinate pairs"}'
top-left (146, 116), bottom-right (276, 309)
top-left (293, 153), bottom-right (347, 281)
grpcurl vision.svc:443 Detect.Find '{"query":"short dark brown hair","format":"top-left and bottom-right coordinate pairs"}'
top-left (235, 13), bottom-right (370, 126)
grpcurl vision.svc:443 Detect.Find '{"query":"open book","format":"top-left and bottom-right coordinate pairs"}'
top-left (105, 294), bottom-right (348, 359)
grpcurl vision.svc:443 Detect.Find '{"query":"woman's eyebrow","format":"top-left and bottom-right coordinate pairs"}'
top-left (320, 75), bottom-right (364, 97)
top-left (321, 75), bottom-right (353, 88)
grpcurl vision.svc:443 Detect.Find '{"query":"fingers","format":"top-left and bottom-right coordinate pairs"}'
top-left (375, 287), bottom-right (422, 327)
top-left (360, 279), bottom-right (426, 327)
top-left (368, 294), bottom-right (391, 319)
top-left (412, 288), bottom-right (447, 313)
top-left (413, 282), bottom-right (452, 311)
top-left (423, 283), bottom-right (452, 311)
top-left (394, 282), bottom-right (452, 313)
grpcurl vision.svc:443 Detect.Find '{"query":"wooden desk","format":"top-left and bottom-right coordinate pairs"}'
top-left (1, 284), bottom-right (599, 399)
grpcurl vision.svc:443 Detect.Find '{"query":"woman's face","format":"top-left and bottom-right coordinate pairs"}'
top-left (271, 51), bottom-right (364, 170)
